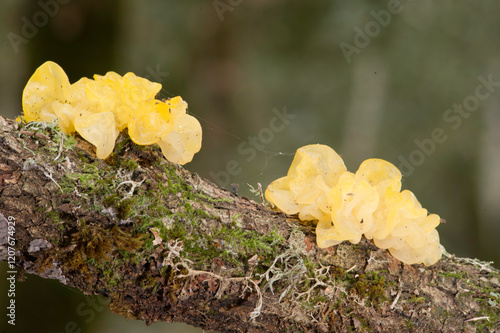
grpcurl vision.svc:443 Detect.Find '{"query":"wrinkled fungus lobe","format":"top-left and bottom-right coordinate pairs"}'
top-left (265, 144), bottom-right (442, 266)
top-left (22, 61), bottom-right (202, 164)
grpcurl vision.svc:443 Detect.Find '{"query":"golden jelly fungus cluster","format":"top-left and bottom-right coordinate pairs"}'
top-left (22, 61), bottom-right (202, 164)
top-left (265, 144), bottom-right (442, 266)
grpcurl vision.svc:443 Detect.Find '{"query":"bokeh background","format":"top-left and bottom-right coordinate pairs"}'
top-left (1, 0), bottom-right (499, 332)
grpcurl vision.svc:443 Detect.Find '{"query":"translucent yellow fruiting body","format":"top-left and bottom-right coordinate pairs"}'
top-left (22, 61), bottom-right (71, 126)
top-left (265, 144), bottom-right (347, 221)
top-left (265, 144), bottom-right (442, 266)
top-left (158, 112), bottom-right (202, 165)
top-left (22, 61), bottom-right (202, 165)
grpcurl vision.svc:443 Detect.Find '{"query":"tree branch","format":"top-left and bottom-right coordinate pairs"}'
top-left (0, 116), bottom-right (499, 332)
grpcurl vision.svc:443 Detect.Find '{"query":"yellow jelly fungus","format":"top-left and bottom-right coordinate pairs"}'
top-left (22, 61), bottom-right (71, 124)
top-left (122, 72), bottom-right (162, 102)
top-left (354, 159), bottom-right (402, 240)
top-left (265, 144), bottom-right (442, 266)
top-left (158, 114), bottom-right (202, 165)
top-left (21, 61), bottom-right (202, 164)
top-left (372, 189), bottom-right (441, 266)
top-left (128, 99), bottom-right (174, 145)
top-left (51, 101), bottom-right (78, 133)
top-left (74, 111), bottom-right (118, 159)
top-left (265, 144), bottom-right (347, 221)
top-left (355, 158), bottom-right (402, 195)
top-left (317, 172), bottom-right (379, 247)
top-left (165, 96), bottom-right (188, 118)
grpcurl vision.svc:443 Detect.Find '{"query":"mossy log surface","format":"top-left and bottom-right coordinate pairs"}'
top-left (0, 115), bottom-right (499, 333)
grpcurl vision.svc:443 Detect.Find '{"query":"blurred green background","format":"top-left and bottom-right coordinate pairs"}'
top-left (1, 0), bottom-right (499, 332)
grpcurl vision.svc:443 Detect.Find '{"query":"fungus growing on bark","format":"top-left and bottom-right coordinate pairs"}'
top-left (22, 61), bottom-right (202, 164)
top-left (266, 144), bottom-right (442, 266)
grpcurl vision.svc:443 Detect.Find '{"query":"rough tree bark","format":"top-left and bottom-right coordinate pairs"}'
top-left (0, 115), bottom-right (499, 332)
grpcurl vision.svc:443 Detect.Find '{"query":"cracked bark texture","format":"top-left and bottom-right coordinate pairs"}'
top-left (0, 115), bottom-right (499, 333)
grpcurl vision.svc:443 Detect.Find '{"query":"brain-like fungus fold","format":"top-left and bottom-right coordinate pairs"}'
top-left (158, 113), bottom-right (202, 165)
top-left (265, 144), bottom-right (347, 221)
top-left (265, 144), bottom-right (442, 266)
top-left (22, 61), bottom-right (202, 165)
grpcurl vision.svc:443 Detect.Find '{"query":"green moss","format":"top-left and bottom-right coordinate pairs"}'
top-left (196, 192), bottom-right (233, 204)
top-left (112, 132), bottom-right (133, 154)
top-left (102, 267), bottom-right (122, 287)
top-left (153, 212), bottom-right (285, 272)
top-left (21, 119), bottom-right (77, 159)
top-left (473, 290), bottom-right (500, 331)
top-left (47, 209), bottom-right (63, 225)
top-left (104, 160), bottom-right (287, 272)
top-left (404, 319), bottom-right (415, 329)
top-left (299, 300), bottom-right (315, 311)
top-left (59, 159), bottom-right (125, 217)
top-left (438, 271), bottom-right (465, 279)
top-left (61, 220), bottom-right (145, 277)
top-left (120, 158), bottom-right (139, 171)
top-left (302, 257), bottom-right (316, 278)
top-left (475, 307), bottom-right (500, 331)
top-left (116, 197), bottom-right (136, 220)
top-left (350, 271), bottom-right (387, 306)
top-left (103, 193), bottom-right (121, 208)
top-left (109, 296), bottom-right (139, 320)
top-left (213, 225), bottom-right (281, 260)
top-left (432, 267), bottom-right (500, 331)
top-left (62, 133), bottom-right (77, 150)
top-left (408, 296), bottom-right (426, 304)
